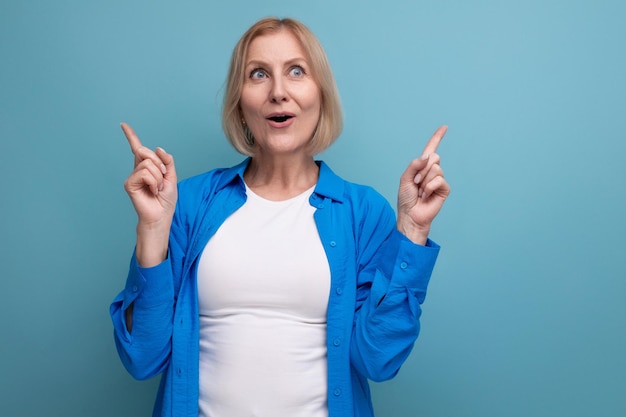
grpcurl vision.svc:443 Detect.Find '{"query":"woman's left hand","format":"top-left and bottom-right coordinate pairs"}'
top-left (397, 125), bottom-right (450, 245)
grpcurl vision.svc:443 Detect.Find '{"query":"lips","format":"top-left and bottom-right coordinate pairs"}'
top-left (268, 115), bottom-right (291, 122)
top-left (266, 112), bottom-right (295, 123)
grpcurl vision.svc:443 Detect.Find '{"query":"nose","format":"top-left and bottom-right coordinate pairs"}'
top-left (269, 78), bottom-right (288, 103)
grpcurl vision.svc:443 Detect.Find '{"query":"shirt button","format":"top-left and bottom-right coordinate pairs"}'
top-left (132, 285), bottom-right (138, 292)
top-left (334, 388), bottom-right (342, 396)
top-left (318, 203), bottom-right (325, 209)
top-left (335, 287), bottom-right (343, 295)
top-left (400, 262), bottom-right (408, 269)
top-left (333, 338), bottom-right (341, 347)
top-left (330, 241), bottom-right (336, 247)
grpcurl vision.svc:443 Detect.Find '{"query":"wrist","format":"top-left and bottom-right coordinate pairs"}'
top-left (136, 217), bottom-right (171, 235)
top-left (397, 220), bottom-right (430, 246)
top-left (135, 221), bottom-right (171, 267)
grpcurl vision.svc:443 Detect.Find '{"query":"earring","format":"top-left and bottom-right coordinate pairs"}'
top-left (242, 120), bottom-right (255, 146)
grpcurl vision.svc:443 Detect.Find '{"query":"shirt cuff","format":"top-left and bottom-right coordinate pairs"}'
top-left (122, 251), bottom-right (174, 309)
top-left (389, 231), bottom-right (440, 291)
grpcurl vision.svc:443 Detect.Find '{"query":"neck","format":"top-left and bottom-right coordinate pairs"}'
top-left (244, 154), bottom-right (319, 201)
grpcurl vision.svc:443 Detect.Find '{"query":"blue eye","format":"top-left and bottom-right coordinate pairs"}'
top-left (289, 66), bottom-right (304, 77)
top-left (250, 68), bottom-right (267, 79)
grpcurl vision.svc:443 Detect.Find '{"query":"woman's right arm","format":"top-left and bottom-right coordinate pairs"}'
top-left (120, 123), bottom-right (178, 331)
top-left (109, 123), bottom-right (179, 379)
top-left (122, 122), bottom-right (178, 269)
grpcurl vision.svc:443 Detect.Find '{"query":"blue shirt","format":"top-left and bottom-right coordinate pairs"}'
top-left (110, 158), bottom-right (440, 417)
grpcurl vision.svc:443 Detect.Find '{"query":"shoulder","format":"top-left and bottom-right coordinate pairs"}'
top-left (344, 181), bottom-right (388, 207)
top-left (178, 159), bottom-right (248, 196)
top-left (318, 162), bottom-right (397, 254)
top-left (174, 170), bottom-right (219, 213)
top-left (318, 161), bottom-right (395, 222)
top-left (175, 159), bottom-right (248, 212)
top-left (178, 167), bottom-right (227, 194)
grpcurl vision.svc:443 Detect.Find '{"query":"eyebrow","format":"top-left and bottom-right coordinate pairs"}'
top-left (245, 57), bottom-right (308, 69)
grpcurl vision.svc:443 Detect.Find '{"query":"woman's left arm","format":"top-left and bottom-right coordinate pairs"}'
top-left (350, 126), bottom-right (450, 381)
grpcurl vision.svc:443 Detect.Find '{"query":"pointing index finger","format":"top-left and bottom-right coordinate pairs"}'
top-left (422, 125), bottom-right (448, 157)
top-left (120, 122), bottom-right (142, 154)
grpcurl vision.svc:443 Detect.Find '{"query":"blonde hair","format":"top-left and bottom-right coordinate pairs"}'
top-left (222, 17), bottom-right (343, 156)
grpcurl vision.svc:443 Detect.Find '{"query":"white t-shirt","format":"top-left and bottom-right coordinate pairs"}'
top-left (197, 184), bottom-right (331, 417)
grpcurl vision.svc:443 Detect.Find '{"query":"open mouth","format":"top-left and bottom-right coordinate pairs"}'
top-left (267, 115), bottom-right (293, 123)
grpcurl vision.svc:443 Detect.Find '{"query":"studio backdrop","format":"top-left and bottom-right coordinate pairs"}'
top-left (1, 1), bottom-right (625, 416)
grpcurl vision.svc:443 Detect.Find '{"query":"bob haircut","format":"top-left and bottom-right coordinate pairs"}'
top-left (222, 17), bottom-right (343, 156)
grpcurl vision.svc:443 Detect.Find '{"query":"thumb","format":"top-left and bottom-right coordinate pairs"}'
top-left (156, 147), bottom-right (177, 183)
top-left (400, 156), bottom-right (428, 185)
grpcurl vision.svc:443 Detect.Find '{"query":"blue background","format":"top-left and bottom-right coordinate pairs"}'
top-left (1, 1), bottom-right (625, 416)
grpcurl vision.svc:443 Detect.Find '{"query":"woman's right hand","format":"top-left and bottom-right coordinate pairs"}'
top-left (122, 122), bottom-right (178, 266)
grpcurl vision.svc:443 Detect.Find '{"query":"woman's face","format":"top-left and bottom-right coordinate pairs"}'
top-left (240, 29), bottom-right (321, 157)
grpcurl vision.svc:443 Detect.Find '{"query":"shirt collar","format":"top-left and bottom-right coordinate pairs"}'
top-left (213, 157), bottom-right (345, 203)
top-left (314, 160), bottom-right (345, 203)
top-left (212, 158), bottom-right (248, 193)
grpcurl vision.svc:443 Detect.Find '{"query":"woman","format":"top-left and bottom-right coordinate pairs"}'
top-left (110, 17), bottom-right (449, 417)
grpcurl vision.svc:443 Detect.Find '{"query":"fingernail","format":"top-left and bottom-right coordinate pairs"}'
top-left (160, 164), bottom-right (167, 175)
top-left (421, 154), bottom-right (429, 161)
top-left (414, 174), bottom-right (422, 184)
top-left (158, 182), bottom-right (164, 192)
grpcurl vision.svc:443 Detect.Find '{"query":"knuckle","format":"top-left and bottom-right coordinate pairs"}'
top-left (137, 159), bottom-right (156, 172)
top-left (139, 169), bottom-right (155, 183)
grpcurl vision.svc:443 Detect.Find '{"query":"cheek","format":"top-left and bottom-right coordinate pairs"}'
top-left (302, 87), bottom-right (322, 114)
top-left (240, 87), bottom-right (264, 116)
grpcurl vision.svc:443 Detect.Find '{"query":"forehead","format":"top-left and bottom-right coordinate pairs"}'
top-left (245, 29), bottom-right (308, 64)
